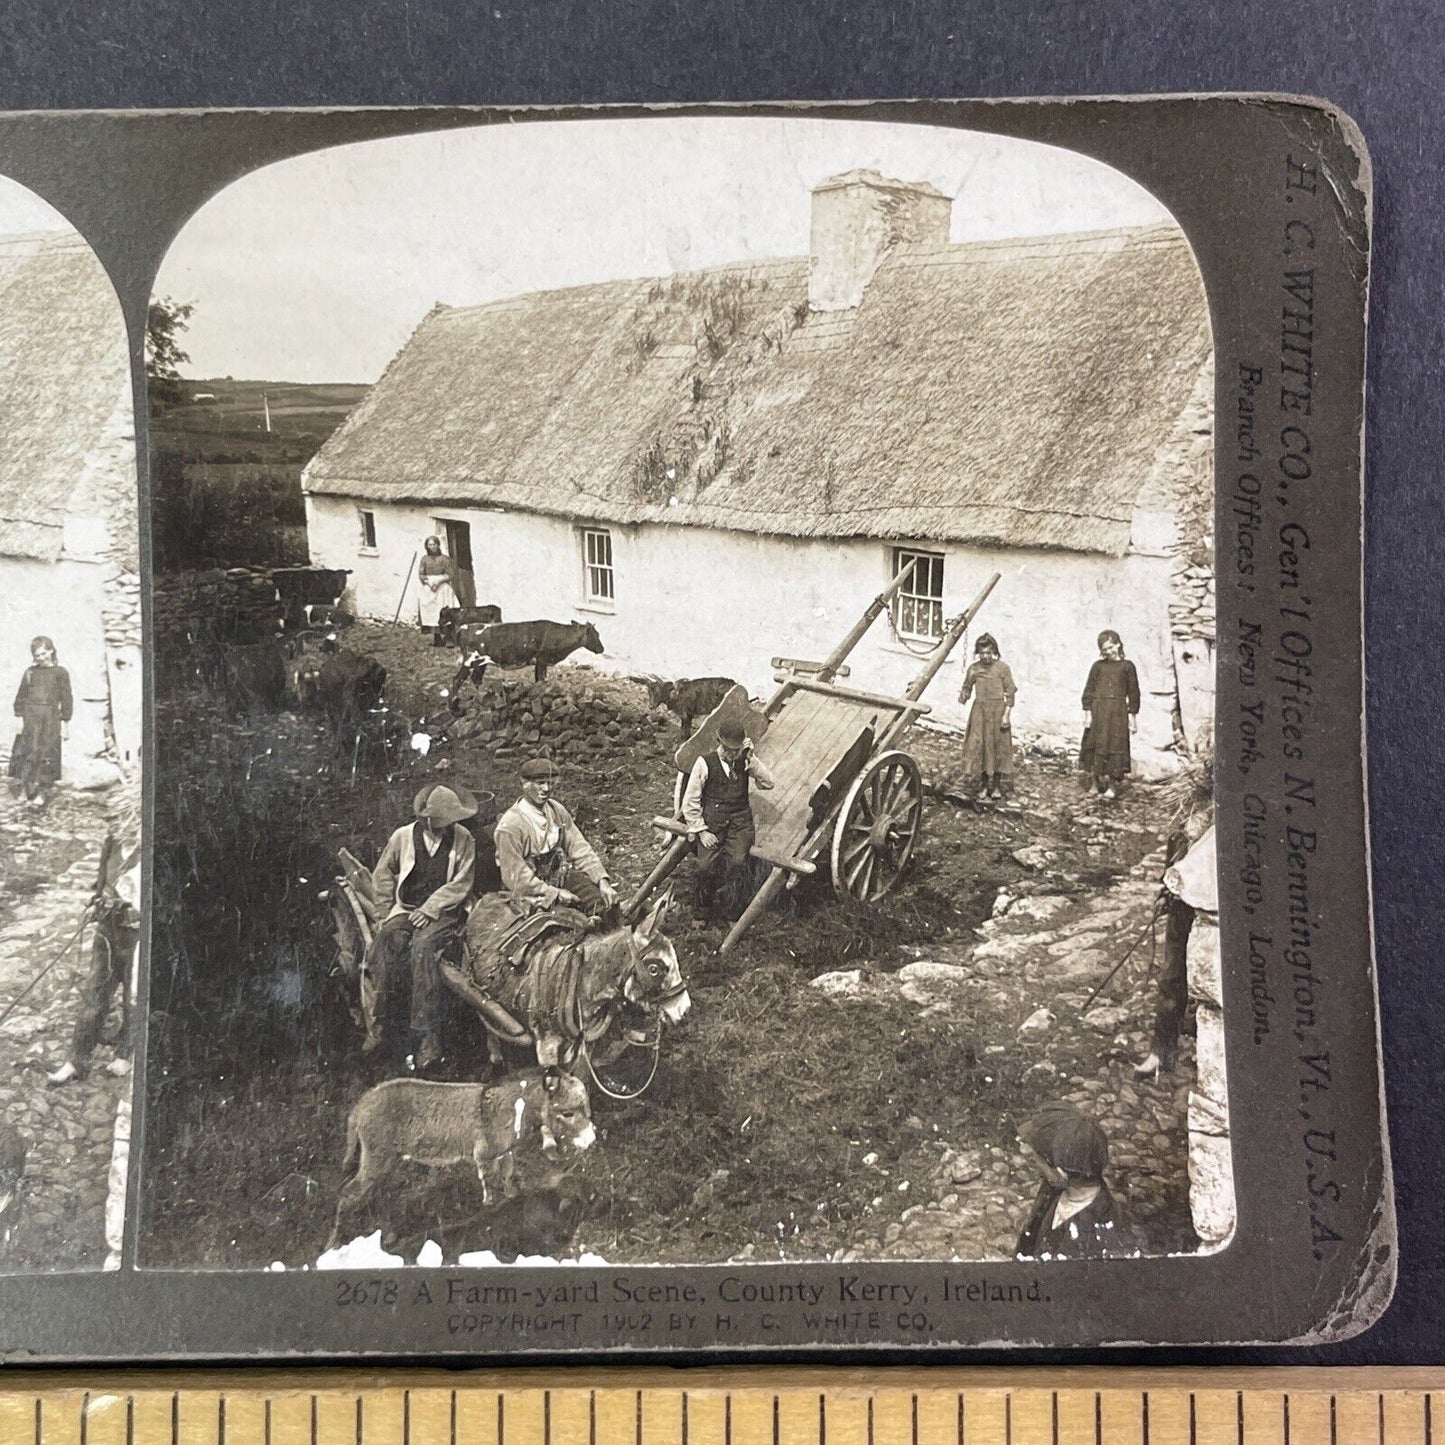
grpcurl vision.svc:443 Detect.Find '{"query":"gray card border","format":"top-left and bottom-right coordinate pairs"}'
top-left (0, 97), bottom-right (1385, 1359)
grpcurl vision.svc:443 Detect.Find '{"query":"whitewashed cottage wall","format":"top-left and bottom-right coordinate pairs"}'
top-left (308, 492), bottom-right (1180, 750)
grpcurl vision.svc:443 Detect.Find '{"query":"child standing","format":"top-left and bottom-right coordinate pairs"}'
top-left (9, 636), bottom-right (72, 809)
top-left (957, 633), bottom-right (1016, 801)
top-left (1014, 1102), bottom-right (1127, 1260)
top-left (1079, 629), bottom-right (1140, 799)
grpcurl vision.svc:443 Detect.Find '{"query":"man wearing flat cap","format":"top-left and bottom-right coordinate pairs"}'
top-left (681, 719), bottom-right (774, 920)
top-left (493, 758), bottom-right (619, 916)
top-left (366, 782), bottom-right (478, 1069)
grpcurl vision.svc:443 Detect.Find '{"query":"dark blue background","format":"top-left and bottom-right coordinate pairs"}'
top-left (0, 0), bottom-right (1437, 1366)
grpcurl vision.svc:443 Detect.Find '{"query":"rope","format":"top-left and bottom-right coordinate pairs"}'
top-left (1080, 896), bottom-right (1168, 1014)
top-left (0, 903), bottom-right (95, 1030)
top-left (582, 1025), bottom-right (662, 1101)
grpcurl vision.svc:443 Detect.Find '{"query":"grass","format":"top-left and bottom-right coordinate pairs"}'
top-left (578, 955), bottom-right (992, 1261)
top-left (141, 638), bottom-right (1011, 1266)
top-left (150, 378), bottom-right (362, 572)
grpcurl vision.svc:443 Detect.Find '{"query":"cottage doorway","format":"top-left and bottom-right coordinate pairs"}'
top-left (440, 519), bottom-right (476, 608)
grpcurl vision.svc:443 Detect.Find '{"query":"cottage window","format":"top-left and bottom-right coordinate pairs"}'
top-left (358, 509), bottom-right (377, 550)
top-left (891, 548), bottom-right (945, 640)
top-left (582, 527), bottom-right (615, 604)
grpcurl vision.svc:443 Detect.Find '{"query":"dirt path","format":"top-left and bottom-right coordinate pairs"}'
top-left (824, 852), bottom-right (1193, 1262)
top-left (0, 782), bottom-right (131, 1272)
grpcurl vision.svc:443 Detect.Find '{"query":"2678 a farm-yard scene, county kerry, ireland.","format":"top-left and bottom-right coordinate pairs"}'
top-left (141, 117), bottom-right (1231, 1273)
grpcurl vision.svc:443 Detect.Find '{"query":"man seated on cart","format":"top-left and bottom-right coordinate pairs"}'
top-left (493, 757), bottom-right (620, 918)
top-left (681, 719), bottom-right (775, 921)
top-left (366, 782), bottom-right (478, 1070)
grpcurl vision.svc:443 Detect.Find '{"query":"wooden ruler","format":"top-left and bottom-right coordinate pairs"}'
top-left (0, 1369), bottom-right (1438, 1444)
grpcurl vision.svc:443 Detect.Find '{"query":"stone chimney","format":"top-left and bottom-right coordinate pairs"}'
top-left (808, 170), bottom-right (953, 313)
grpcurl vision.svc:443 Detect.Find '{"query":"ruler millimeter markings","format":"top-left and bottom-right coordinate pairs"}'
top-left (0, 1370), bottom-right (1440, 1445)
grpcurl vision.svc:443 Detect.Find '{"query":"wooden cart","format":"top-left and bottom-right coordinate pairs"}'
top-left (625, 567), bottom-right (1001, 953)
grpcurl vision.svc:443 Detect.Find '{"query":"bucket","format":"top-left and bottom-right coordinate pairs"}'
top-left (466, 789), bottom-right (499, 830)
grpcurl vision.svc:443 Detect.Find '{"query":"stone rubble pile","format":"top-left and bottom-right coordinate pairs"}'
top-left (446, 675), bottom-right (675, 762)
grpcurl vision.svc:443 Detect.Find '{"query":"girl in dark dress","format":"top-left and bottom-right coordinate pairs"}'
top-left (1014, 1103), bottom-right (1128, 1260)
top-left (1079, 629), bottom-right (1140, 799)
top-left (9, 636), bottom-right (72, 808)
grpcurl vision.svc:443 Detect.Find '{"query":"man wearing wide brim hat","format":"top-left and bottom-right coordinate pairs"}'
top-left (365, 782), bottom-right (479, 1069)
top-left (493, 757), bottom-right (618, 916)
top-left (680, 718), bottom-right (774, 921)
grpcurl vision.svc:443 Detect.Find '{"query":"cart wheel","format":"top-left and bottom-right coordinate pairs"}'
top-left (830, 749), bottom-right (924, 904)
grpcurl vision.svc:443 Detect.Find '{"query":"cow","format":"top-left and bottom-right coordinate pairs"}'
top-left (271, 566), bottom-right (350, 634)
top-left (436, 603), bottom-right (502, 647)
top-left (283, 630), bottom-right (338, 707)
top-left (290, 647), bottom-right (387, 745)
top-left (329, 1071), bottom-right (595, 1249)
top-left (455, 619), bottom-right (604, 683)
top-left (643, 675), bottom-right (738, 737)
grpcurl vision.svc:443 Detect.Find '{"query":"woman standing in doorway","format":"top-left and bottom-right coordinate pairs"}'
top-left (1079, 629), bottom-right (1140, 799)
top-left (9, 636), bottom-right (72, 808)
top-left (416, 535), bottom-right (459, 642)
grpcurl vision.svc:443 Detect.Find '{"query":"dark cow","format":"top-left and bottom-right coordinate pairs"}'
top-left (643, 675), bottom-right (738, 737)
top-left (291, 647), bottom-right (387, 744)
top-left (436, 604), bottom-right (502, 647)
top-left (384, 677), bottom-right (460, 732)
top-left (283, 630), bottom-right (340, 709)
top-left (456, 619), bottom-right (604, 683)
top-left (271, 566), bottom-right (350, 634)
top-left (284, 627), bottom-right (340, 658)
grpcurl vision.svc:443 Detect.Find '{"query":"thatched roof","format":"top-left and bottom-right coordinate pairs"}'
top-left (0, 232), bottom-right (131, 561)
top-left (307, 224), bottom-right (1211, 556)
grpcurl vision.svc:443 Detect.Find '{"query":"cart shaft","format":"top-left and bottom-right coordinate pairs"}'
top-left (721, 866), bottom-right (789, 955)
top-left (764, 566), bottom-right (915, 718)
top-left (902, 571), bottom-right (1002, 703)
top-left (622, 836), bottom-right (692, 922)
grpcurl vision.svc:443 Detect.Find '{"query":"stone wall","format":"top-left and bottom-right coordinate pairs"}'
top-left (1163, 358), bottom-right (1216, 752)
top-left (1186, 914), bottom-right (1233, 1250)
top-left (100, 566), bottom-right (142, 779)
top-left (152, 567), bottom-right (285, 647)
top-left (446, 673), bottom-right (672, 764)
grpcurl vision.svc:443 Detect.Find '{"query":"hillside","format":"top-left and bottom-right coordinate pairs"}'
top-left (150, 379), bottom-right (369, 571)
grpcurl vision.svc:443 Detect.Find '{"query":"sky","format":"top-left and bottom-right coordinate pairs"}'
top-left (0, 176), bottom-right (76, 237)
top-left (154, 115), bottom-right (1175, 384)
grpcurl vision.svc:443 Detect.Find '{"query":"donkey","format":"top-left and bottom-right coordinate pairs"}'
top-left (447, 889), bottom-right (690, 1073)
